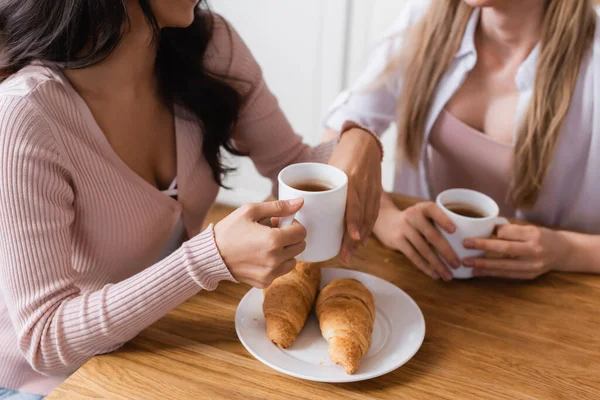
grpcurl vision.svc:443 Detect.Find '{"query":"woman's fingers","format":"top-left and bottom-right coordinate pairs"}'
top-left (247, 198), bottom-right (304, 220)
top-left (280, 241), bottom-right (307, 260)
top-left (276, 221), bottom-right (307, 247)
top-left (413, 213), bottom-right (459, 268)
top-left (360, 181), bottom-right (381, 246)
top-left (244, 278), bottom-right (272, 289)
top-left (340, 233), bottom-right (358, 264)
top-left (473, 267), bottom-right (540, 280)
top-left (405, 228), bottom-right (452, 281)
top-left (340, 186), bottom-right (362, 263)
top-left (463, 237), bottom-right (537, 258)
top-left (422, 203), bottom-right (456, 233)
top-left (345, 184), bottom-right (362, 242)
top-left (271, 258), bottom-right (298, 278)
top-left (463, 256), bottom-right (542, 272)
top-left (238, 258), bottom-right (299, 288)
top-left (397, 241), bottom-right (441, 280)
top-left (495, 224), bottom-right (533, 241)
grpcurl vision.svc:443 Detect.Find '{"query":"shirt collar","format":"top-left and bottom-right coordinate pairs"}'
top-left (456, 8), bottom-right (481, 59)
top-left (515, 44), bottom-right (540, 91)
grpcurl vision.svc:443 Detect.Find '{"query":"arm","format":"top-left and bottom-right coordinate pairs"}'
top-left (0, 97), bottom-right (235, 375)
top-left (558, 231), bottom-right (600, 273)
top-left (208, 17), bottom-right (385, 261)
top-left (322, 128), bottom-right (339, 142)
top-left (321, 1), bottom-right (432, 137)
top-left (315, 11), bottom-right (429, 258)
top-left (322, 33), bottom-right (400, 139)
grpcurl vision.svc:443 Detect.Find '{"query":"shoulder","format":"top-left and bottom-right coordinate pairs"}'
top-left (0, 65), bottom-right (79, 142)
top-left (384, 0), bottom-right (432, 38)
top-left (353, 0), bottom-right (431, 89)
top-left (204, 13), bottom-right (247, 72)
top-left (0, 65), bottom-right (74, 128)
top-left (203, 13), bottom-right (261, 84)
top-left (368, 0), bottom-right (432, 70)
top-left (0, 66), bottom-right (69, 154)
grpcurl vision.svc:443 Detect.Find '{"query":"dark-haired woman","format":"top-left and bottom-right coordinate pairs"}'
top-left (0, 1), bottom-right (382, 396)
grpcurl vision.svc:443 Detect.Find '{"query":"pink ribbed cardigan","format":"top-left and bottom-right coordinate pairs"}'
top-left (0, 18), bottom-right (334, 395)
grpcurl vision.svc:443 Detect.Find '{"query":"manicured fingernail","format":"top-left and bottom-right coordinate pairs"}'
top-left (446, 224), bottom-right (456, 233)
top-left (442, 272), bottom-right (453, 282)
top-left (451, 260), bottom-right (461, 269)
top-left (463, 239), bottom-right (475, 249)
top-left (463, 259), bottom-right (474, 267)
top-left (289, 198), bottom-right (303, 206)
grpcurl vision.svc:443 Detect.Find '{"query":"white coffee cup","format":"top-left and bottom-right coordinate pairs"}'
top-left (278, 163), bottom-right (348, 262)
top-left (435, 189), bottom-right (509, 279)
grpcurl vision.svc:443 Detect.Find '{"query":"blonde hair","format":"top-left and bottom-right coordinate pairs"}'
top-left (392, 1), bottom-right (596, 207)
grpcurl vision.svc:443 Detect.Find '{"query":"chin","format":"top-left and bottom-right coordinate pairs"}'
top-left (153, 0), bottom-right (198, 28)
top-left (165, 13), bottom-right (196, 28)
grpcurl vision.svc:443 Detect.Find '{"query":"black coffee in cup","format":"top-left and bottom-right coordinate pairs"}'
top-left (444, 202), bottom-right (487, 219)
top-left (290, 179), bottom-right (334, 192)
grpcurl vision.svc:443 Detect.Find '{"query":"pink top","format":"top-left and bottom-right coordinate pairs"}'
top-left (428, 110), bottom-right (515, 216)
top-left (0, 17), bottom-right (334, 395)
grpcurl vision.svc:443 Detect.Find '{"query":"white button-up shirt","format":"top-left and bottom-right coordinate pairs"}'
top-left (325, 1), bottom-right (600, 234)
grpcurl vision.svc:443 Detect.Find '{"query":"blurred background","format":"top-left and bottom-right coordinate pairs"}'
top-left (209, 0), bottom-right (409, 206)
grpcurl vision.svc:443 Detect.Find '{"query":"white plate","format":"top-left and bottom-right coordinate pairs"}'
top-left (235, 268), bottom-right (426, 383)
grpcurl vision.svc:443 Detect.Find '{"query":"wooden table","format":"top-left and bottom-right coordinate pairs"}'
top-left (47, 195), bottom-right (600, 400)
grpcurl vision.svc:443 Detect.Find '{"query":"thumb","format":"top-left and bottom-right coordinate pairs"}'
top-left (248, 198), bottom-right (304, 221)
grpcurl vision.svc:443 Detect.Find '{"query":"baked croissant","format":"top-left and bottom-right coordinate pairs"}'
top-left (316, 278), bottom-right (375, 374)
top-left (263, 262), bottom-right (321, 349)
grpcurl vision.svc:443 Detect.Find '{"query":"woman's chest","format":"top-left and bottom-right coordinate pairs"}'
top-left (63, 123), bottom-right (220, 282)
top-left (85, 96), bottom-right (178, 191)
top-left (445, 62), bottom-right (520, 145)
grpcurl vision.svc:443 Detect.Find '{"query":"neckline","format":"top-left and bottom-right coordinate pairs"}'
top-left (50, 67), bottom-right (181, 208)
top-left (441, 109), bottom-right (514, 149)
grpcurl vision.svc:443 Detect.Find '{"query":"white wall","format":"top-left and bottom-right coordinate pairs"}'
top-left (209, 0), bottom-right (410, 206)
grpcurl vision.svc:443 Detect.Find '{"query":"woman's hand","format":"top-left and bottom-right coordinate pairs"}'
top-left (462, 225), bottom-right (570, 280)
top-left (373, 198), bottom-right (459, 281)
top-left (214, 199), bottom-right (307, 288)
top-left (328, 128), bottom-right (383, 262)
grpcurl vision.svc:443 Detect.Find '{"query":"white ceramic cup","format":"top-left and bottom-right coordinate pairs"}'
top-left (435, 189), bottom-right (509, 279)
top-left (278, 163), bottom-right (348, 262)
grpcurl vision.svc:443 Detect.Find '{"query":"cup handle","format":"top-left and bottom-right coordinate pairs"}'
top-left (278, 214), bottom-right (296, 229)
top-left (494, 217), bottom-right (510, 227)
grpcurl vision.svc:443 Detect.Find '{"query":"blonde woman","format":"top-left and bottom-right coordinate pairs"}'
top-left (325, 0), bottom-right (600, 281)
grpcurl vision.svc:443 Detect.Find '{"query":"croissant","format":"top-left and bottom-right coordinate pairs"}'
top-left (263, 262), bottom-right (321, 349)
top-left (316, 278), bottom-right (375, 374)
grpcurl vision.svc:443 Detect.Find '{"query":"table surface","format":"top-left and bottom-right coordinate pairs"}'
top-left (47, 195), bottom-right (600, 400)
